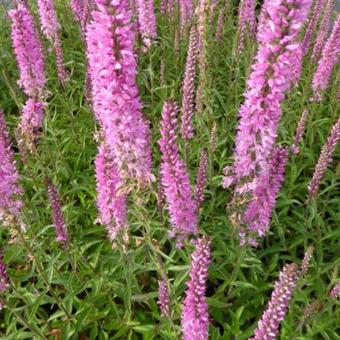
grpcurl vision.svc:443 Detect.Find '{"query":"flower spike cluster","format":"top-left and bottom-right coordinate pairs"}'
top-left (311, 0), bottom-right (334, 63)
top-left (136, 0), bottom-right (157, 49)
top-left (0, 110), bottom-right (23, 225)
top-left (9, 5), bottom-right (46, 99)
top-left (46, 181), bottom-right (69, 244)
top-left (242, 146), bottom-right (289, 244)
top-left (158, 101), bottom-right (198, 247)
top-left (0, 254), bottom-right (10, 298)
top-left (181, 25), bottom-right (199, 141)
top-left (181, 236), bottom-right (211, 340)
top-left (250, 263), bottom-right (300, 340)
top-left (224, 0), bottom-right (311, 193)
top-left (86, 0), bottom-right (152, 186)
top-left (312, 13), bottom-right (340, 101)
top-left (308, 116), bottom-right (340, 199)
top-left (179, 0), bottom-right (193, 33)
top-left (236, 0), bottom-right (256, 53)
top-left (37, 0), bottom-right (68, 86)
top-left (95, 144), bottom-right (127, 242)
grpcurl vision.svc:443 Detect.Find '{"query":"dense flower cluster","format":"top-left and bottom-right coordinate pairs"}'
top-left (224, 0), bottom-right (311, 193)
top-left (242, 146), bottom-right (289, 245)
top-left (158, 101), bottom-right (198, 247)
top-left (330, 282), bottom-right (340, 299)
top-left (215, 7), bottom-right (225, 40)
top-left (312, 14), bottom-right (340, 101)
top-left (86, 0), bottom-right (152, 186)
top-left (9, 5), bottom-right (46, 99)
top-left (292, 109), bottom-right (308, 154)
top-left (236, 0), bottom-right (256, 53)
top-left (311, 0), bottom-right (334, 62)
top-left (37, 0), bottom-right (60, 40)
top-left (181, 25), bottom-right (199, 141)
top-left (181, 236), bottom-right (211, 340)
top-left (95, 144), bottom-right (127, 242)
top-left (250, 263), bottom-right (300, 340)
top-left (157, 278), bottom-right (170, 317)
top-left (136, 0), bottom-right (157, 49)
top-left (308, 116), bottom-right (340, 199)
top-left (301, 0), bottom-right (326, 54)
top-left (70, 0), bottom-right (84, 22)
top-left (0, 110), bottom-right (23, 224)
top-left (46, 181), bottom-right (69, 244)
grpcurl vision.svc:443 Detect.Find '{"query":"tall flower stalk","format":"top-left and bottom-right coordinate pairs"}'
top-left (241, 146), bottom-right (289, 245)
top-left (308, 116), bottom-right (340, 199)
top-left (46, 180), bottom-right (69, 245)
top-left (181, 236), bottom-right (211, 340)
top-left (194, 149), bottom-right (208, 210)
top-left (9, 5), bottom-right (46, 99)
top-left (311, 13), bottom-right (340, 101)
top-left (0, 110), bottom-right (23, 226)
top-left (136, 0), bottom-right (157, 49)
top-left (37, 0), bottom-right (68, 86)
top-left (158, 101), bottom-right (198, 247)
top-left (179, 0), bottom-right (193, 34)
top-left (250, 263), bottom-right (300, 340)
top-left (311, 0), bottom-right (334, 63)
top-left (95, 143), bottom-right (127, 243)
top-left (181, 24), bottom-right (199, 141)
top-left (236, 0), bottom-right (256, 53)
top-left (86, 0), bottom-right (152, 186)
top-left (223, 0), bottom-right (311, 244)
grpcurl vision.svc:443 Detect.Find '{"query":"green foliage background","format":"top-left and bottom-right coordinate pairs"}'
top-left (0, 0), bottom-right (339, 338)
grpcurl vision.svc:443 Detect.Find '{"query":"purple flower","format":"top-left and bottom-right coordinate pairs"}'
top-left (9, 5), bottom-right (46, 99)
top-left (236, 0), bottom-right (256, 53)
top-left (0, 110), bottom-right (23, 224)
top-left (311, 0), bottom-right (334, 63)
top-left (181, 25), bottom-right (199, 141)
top-left (242, 146), bottom-right (289, 245)
top-left (181, 236), bottom-right (211, 340)
top-left (19, 99), bottom-right (45, 150)
top-left (158, 101), bottom-right (198, 247)
top-left (37, 0), bottom-right (68, 86)
top-left (179, 0), bottom-right (193, 33)
top-left (46, 181), bottom-right (69, 244)
top-left (95, 143), bottom-right (127, 242)
top-left (136, 0), bottom-right (157, 49)
top-left (224, 0), bottom-right (311, 193)
top-left (312, 13), bottom-right (340, 101)
top-left (194, 149), bottom-right (208, 210)
top-left (0, 254), bottom-right (9, 293)
top-left (86, 0), bottom-right (152, 186)
top-left (250, 263), bottom-right (300, 340)
top-left (291, 109), bottom-right (308, 154)
top-left (301, 0), bottom-right (327, 55)
top-left (70, 0), bottom-right (84, 22)
top-left (37, 0), bottom-right (60, 40)
top-left (330, 282), bottom-right (340, 299)
top-left (157, 278), bottom-right (170, 317)
top-left (308, 116), bottom-right (340, 199)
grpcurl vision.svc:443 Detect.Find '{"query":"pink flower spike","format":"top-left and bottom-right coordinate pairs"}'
top-left (9, 5), bottom-right (46, 99)
top-left (181, 236), bottom-right (211, 340)
top-left (86, 0), bottom-right (152, 186)
top-left (158, 101), bottom-right (198, 247)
